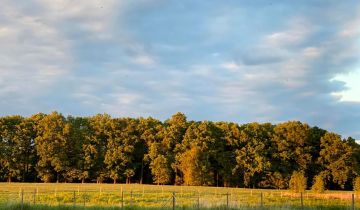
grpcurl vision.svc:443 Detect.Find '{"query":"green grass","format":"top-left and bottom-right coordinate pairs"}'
top-left (0, 183), bottom-right (357, 209)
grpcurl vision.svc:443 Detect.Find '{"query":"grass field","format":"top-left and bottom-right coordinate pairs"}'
top-left (0, 183), bottom-right (358, 209)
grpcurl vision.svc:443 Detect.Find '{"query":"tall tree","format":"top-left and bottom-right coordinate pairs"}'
top-left (15, 118), bottom-right (37, 182)
top-left (86, 114), bottom-right (112, 183)
top-left (104, 118), bottom-right (139, 183)
top-left (177, 121), bottom-right (224, 186)
top-left (318, 132), bottom-right (353, 189)
top-left (235, 123), bottom-right (273, 188)
top-left (272, 121), bottom-right (312, 184)
top-left (0, 111), bottom-right (358, 188)
top-left (138, 117), bottom-right (163, 184)
top-left (0, 116), bottom-right (25, 182)
top-left (306, 126), bottom-right (326, 186)
top-left (150, 154), bottom-right (171, 185)
top-left (215, 122), bottom-right (240, 187)
top-left (64, 116), bottom-right (89, 182)
top-left (162, 112), bottom-right (188, 185)
top-left (35, 112), bottom-right (71, 182)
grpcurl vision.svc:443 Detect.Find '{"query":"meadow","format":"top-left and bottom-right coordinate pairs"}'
top-left (0, 183), bottom-right (358, 210)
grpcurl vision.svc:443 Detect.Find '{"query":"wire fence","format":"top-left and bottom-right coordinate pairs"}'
top-left (0, 187), bottom-right (358, 209)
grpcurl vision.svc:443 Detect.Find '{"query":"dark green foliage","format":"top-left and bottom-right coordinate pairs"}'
top-left (0, 112), bottom-right (359, 190)
top-left (234, 123), bottom-right (273, 188)
top-left (104, 118), bottom-right (140, 184)
top-left (0, 116), bottom-right (36, 182)
top-left (177, 121), bottom-right (224, 186)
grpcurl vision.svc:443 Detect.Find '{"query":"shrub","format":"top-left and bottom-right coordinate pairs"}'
top-left (311, 174), bottom-right (325, 193)
top-left (353, 176), bottom-right (360, 192)
top-left (289, 171), bottom-right (307, 193)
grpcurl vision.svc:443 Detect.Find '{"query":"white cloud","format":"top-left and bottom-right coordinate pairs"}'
top-left (0, 1), bottom-right (72, 104)
top-left (221, 61), bottom-right (240, 71)
top-left (264, 18), bottom-right (312, 47)
top-left (133, 54), bottom-right (157, 66)
top-left (190, 65), bottom-right (213, 76)
top-left (302, 47), bottom-right (321, 58)
top-left (339, 8), bottom-right (360, 38)
top-left (1, 0), bottom-right (360, 139)
top-left (333, 70), bottom-right (360, 102)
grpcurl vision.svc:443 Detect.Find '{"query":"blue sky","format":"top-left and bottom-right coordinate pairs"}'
top-left (1, 0), bottom-right (360, 139)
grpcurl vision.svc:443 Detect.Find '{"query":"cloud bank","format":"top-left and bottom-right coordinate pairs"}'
top-left (0, 0), bottom-right (359, 138)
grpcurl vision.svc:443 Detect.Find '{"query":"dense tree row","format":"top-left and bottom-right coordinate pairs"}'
top-left (0, 112), bottom-right (359, 190)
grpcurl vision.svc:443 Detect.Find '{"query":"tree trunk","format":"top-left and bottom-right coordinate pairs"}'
top-left (22, 164), bottom-right (26, 182)
top-left (7, 176), bottom-right (11, 183)
top-left (140, 159), bottom-right (144, 184)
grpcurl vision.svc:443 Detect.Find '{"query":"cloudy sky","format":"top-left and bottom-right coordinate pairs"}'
top-left (1, 0), bottom-right (360, 139)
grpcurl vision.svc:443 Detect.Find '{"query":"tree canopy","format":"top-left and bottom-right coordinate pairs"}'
top-left (0, 112), bottom-right (358, 190)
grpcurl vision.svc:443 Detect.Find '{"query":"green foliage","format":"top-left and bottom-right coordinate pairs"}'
top-left (86, 114), bottom-right (112, 183)
top-left (311, 174), bottom-right (325, 193)
top-left (0, 112), bottom-right (359, 191)
top-left (289, 171), bottom-right (307, 193)
top-left (35, 112), bottom-right (72, 183)
top-left (318, 132), bottom-right (353, 188)
top-left (0, 115), bottom-right (34, 182)
top-left (235, 123), bottom-right (272, 188)
top-left (104, 118), bottom-right (139, 184)
top-left (150, 155), bottom-right (171, 185)
top-left (177, 121), bottom-right (224, 186)
top-left (273, 121), bottom-right (312, 174)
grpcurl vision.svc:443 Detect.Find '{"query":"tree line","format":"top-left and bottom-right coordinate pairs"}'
top-left (0, 112), bottom-right (359, 190)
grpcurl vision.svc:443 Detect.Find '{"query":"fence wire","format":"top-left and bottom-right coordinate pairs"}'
top-left (0, 188), bottom-right (358, 209)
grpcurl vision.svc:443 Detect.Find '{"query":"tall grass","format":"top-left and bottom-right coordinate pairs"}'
top-left (0, 204), bottom-right (353, 210)
top-left (0, 183), bottom-right (357, 209)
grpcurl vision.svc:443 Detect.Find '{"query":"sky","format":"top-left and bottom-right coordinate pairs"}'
top-left (0, 0), bottom-right (360, 139)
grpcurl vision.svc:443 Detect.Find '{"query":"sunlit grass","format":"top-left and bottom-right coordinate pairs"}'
top-left (0, 183), bottom-right (357, 209)
top-left (0, 204), bottom-right (353, 210)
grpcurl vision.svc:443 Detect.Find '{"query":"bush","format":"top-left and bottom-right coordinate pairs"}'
top-left (311, 174), bottom-right (325, 193)
top-left (353, 176), bottom-right (360, 192)
top-left (289, 171), bottom-right (307, 193)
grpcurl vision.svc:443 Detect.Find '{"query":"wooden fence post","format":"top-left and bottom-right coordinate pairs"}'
top-left (21, 189), bottom-right (24, 210)
top-left (130, 190), bottom-right (133, 206)
top-left (301, 192), bottom-right (304, 210)
top-left (226, 192), bottom-right (229, 209)
top-left (172, 192), bottom-right (176, 210)
top-left (73, 191), bottom-right (76, 207)
top-left (33, 189), bottom-right (36, 205)
top-left (121, 190), bottom-right (124, 209)
top-left (197, 193), bottom-right (200, 210)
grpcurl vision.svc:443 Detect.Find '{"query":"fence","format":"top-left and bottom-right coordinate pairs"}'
top-left (0, 186), bottom-right (358, 209)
